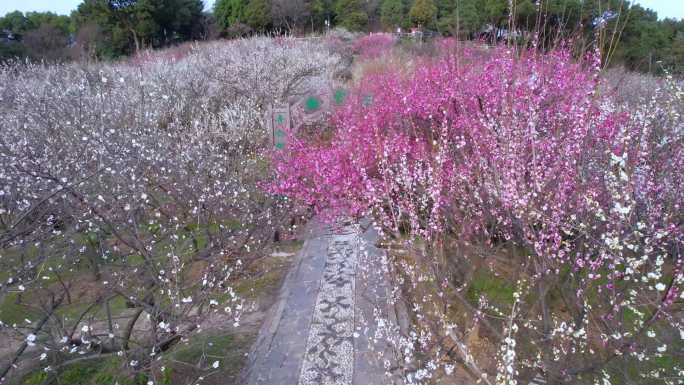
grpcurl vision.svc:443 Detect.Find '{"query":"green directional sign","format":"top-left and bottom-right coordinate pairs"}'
top-left (305, 96), bottom-right (321, 112)
top-left (269, 104), bottom-right (291, 151)
top-left (334, 88), bottom-right (347, 105)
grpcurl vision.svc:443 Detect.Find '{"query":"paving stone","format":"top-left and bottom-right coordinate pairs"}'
top-left (243, 219), bottom-right (397, 385)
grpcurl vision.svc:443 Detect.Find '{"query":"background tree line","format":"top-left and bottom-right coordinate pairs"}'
top-left (1, 0), bottom-right (206, 61)
top-left (212, 0), bottom-right (684, 74)
top-left (1, 0), bottom-right (683, 74)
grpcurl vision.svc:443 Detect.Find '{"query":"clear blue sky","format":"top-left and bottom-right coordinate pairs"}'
top-left (0, 0), bottom-right (682, 20)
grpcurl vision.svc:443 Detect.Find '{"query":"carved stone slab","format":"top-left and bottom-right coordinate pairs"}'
top-left (273, 85), bottom-right (350, 135)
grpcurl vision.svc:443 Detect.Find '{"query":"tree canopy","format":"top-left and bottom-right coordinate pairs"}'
top-left (380, 0), bottom-right (405, 29)
top-left (409, 0), bottom-right (437, 28)
top-left (335, 0), bottom-right (369, 31)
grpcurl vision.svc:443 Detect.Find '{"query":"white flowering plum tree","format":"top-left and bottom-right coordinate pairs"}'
top-left (0, 36), bottom-right (343, 383)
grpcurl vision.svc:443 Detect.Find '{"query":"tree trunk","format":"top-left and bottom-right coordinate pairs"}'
top-left (130, 28), bottom-right (141, 53)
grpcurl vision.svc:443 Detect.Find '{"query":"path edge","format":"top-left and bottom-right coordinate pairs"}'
top-left (239, 221), bottom-right (319, 384)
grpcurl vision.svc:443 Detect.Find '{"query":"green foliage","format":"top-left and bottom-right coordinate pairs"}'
top-left (380, 0), bottom-right (405, 29)
top-left (433, 0), bottom-right (455, 18)
top-left (335, 0), bottom-right (368, 31)
top-left (482, 0), bottom-right (507, 25)
top-left (435, 0), bottom-right (482, 35)
top-left (25, 12), bottom-right (73, 34)
top-left (22, 357), bottom-right (148, 385)
top-left (155, 0), bottom-right (204, 41)
top-left (0, 292), bottom-right (40, 325)
top-left (22, 371), bottom-right (48, 385)
top-left (466, 268), bottom-right (515, 308)
top-left (166, 332), bottom-right (255, 382)
top-left (17, 331), bottom-right (250, 385)
top-left (0, 10), bottom-right (72, 61)
top-left (235, 262), bottom-right (284, 298)
top-left (409, 0), bottom-right (437, 27)
top-left (171, 333), bottom-right (235, 363)
top-left (669, 31), bottom-right (684, 75)
top-left (0, 10), bottom-right (72, 36)
top-left (546, 0), bottom-right (583, 29)
top-left (513, 0), bottom-right (536, 29)
top-left (214, 0), bottom-right (248, 29)
top-left (0, 42), bottom-right (26, 62)
top-left (0, 0), bottom-right (683, 79)
top-left (310, 0), bottom-right (335, 28)
top-left (244, 0), bottom-right (271, 31)
top-left (611, 5), bottom-right (672, 73)
top-left (0, 11), bottom-right (31, 32)
top-left (57, 362), bottom-right (106, 385)
top-left (71, 0), bottom-right (205, 57)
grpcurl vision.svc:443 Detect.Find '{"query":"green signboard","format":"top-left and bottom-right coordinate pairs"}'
top-left (268, 104), bottom-right (291, 151)
top-left (305, 96), bottom-right (321, 111)
top-left (334, 88), bottom-right (348, 105)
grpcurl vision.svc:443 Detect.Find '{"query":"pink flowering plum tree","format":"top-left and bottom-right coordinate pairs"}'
top-left (352, 33), bottom-right (397, 60)
top-left (270, 45), bottom-right (684, 384)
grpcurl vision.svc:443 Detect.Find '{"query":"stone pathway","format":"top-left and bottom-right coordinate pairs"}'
top-left (243, 219), bottom-right (397, 385)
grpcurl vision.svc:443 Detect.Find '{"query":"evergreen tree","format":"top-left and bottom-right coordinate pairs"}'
top-left (380, 0), bottom-right (405, 29)
top-left (482, 0), bottom-right (507, 28)
top-left (25, 12), bottom-right (73, 34)
top-left (434, 0), bottom-right (455, 21)
top-left (155, 0), bottom-right (204, 42)
top-left (0, 11), bottom-right (30, 32)
top-left (513, 0), bottom-right (536, 30)
top-left (311, 0), bottom-right (335, 30)
top-left (72, 0), bottom-right (205, 57)
top-left (244, 0), bottom-right (271, 31)
top-left (436, 0), bottom-right (482, 35)
top-left (335, 0), bottom-right (368, 31)
top-left (669, 30), bottom-right (684, 75)
top-left (613, 5), bottom-right (669, 73)
top-left (409, 0), bottom-right (437, 28)
top-left (100, 0), bottom-right (159, 52)
top-left (214, 0), bottom-right (248, 29)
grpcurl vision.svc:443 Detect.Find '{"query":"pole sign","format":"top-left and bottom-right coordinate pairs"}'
top-left (268, 104), bottom-right (291, 151)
